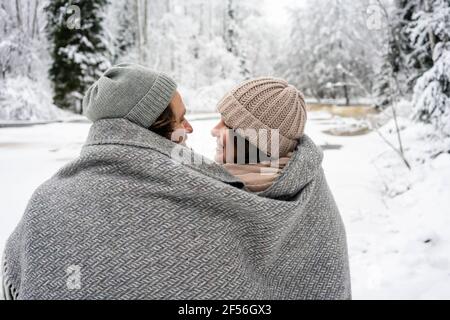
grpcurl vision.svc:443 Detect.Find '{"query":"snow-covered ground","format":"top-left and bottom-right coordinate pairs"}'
top-left (1, 112), bottom-right (449, 299)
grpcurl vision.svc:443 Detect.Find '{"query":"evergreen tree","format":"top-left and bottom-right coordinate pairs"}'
top-left (410, 0), bottom-right (450, 136)
top-left (389, 0), bottom-right (434, 90)
top-left (374, 0), bottom-right (429, 108)
top-left (45, 0), bottom-right (111, 113)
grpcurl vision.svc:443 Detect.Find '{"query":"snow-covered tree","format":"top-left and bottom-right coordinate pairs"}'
top-left (389, 0), bottom-right (434, 91)
top-left (410, 0), bottom-right (450, 136)
top-left (283, 0), bottom-right (380, 105)
top-left (109, 0), bottom-right (137, 64)
top-left (45, 0), bottom-right (111, 113)
top-left (0, 0), bottom-right (46, 79)
top-left (0, 2), bottom-right (15, 79)
top-left (0, 0), bottom-right (60, 121)
top-left (373, 59), bottom-right (395, 109)
top-left (224, 0), bottom-right (251, 79)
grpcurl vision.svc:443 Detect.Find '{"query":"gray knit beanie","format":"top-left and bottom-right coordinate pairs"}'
top-left (83, 63), bottom-right (177, 128)
top-left (217, 77), bottom-right (307, 157)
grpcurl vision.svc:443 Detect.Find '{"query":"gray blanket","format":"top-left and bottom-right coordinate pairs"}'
top-left (2, 119), bottom-right (351, 300)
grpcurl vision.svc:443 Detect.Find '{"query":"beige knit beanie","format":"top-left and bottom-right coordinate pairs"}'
top-left (217, 77), bottom-right (307, 158)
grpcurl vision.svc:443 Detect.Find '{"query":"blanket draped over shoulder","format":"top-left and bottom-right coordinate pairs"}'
top-left (2, 119), bottom-right (351, 300)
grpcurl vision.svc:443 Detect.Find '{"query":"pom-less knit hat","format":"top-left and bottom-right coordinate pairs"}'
top-left (83, 63), bottom-right (177, 129)
top-left (217, 77), bottom-right (307, 157)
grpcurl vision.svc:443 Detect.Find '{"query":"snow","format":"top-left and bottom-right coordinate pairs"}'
top-left (1, 111), bottom-right (450, 299)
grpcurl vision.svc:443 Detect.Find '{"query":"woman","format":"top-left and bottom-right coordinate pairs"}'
top-left (211, 77), bottom-right (307, 192)
top-left (210, 77), bottom-right (352, 297)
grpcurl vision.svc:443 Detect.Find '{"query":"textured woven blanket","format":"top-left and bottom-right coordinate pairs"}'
top-left (2, 119), bottom-right (351, 300)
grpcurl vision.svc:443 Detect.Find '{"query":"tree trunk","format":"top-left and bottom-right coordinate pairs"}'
top-left (424, 0), bottom-right (436, 54)
top-left (143, 0), bottom-right (148, 45)
top-left (199, 1), bottom-right (204, 36)
top-left (343, 73), bottom-right (350, 106)
top-left (135, 0), bottom-right (143, 63)
top-left (142, 0), bottom-right (148, 62)
top-left (208, 0), bottom-right (213, 41)
top-left (31, 0), bottom-right (39, 39)
top-left (225, 0), bottom-right (235, 53)
top-left (15, 0), bottom-right (22, 29)
top-left (223, 1), bottom-right (228, 45)
top-left (26, 0), bottom-right (30, 34)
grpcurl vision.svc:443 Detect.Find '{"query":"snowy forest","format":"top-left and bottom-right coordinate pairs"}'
top-left (1, 0), bottom-right (450, 299)
top-left (0, 0), bottom-right (447, 125)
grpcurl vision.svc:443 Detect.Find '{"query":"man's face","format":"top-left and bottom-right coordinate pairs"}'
top-left (169, 91), bottom-right (193, 145)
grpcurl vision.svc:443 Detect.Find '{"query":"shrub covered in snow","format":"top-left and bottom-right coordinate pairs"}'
top-left (0, 77), bottom-right (61, 121)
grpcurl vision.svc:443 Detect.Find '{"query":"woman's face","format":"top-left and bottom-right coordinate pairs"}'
top-left (211, 119), bottom-right (230, 164)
